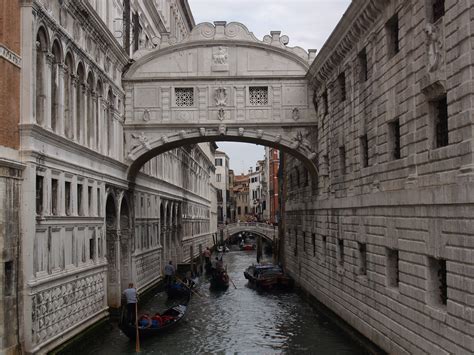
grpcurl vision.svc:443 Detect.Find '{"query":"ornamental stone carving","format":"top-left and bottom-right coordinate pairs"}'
top-left (217, 108), bottom-right (226, 121)
top-left (199, 127), bottom-right (206, 136)
top-left (292, 108), bottom-right (300, 121)
top-left (424, 23), bottom-right (442, 72)
top-left (213, 46), bottom-right (228, 65)
top-left (238, 127), bottom-right (245, 136)
top-left (214, 87), bottom-right (227, 106)
top-left (142, 109), bottom-right (151, 121)
top-left (131, 132), bottom-right (151, 151)
top-left (218, 124), bottom-right (227, 135)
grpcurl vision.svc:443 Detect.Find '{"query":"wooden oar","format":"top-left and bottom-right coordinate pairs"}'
top-left (175, 276), bottom-right (204, 298)
top-left (228, 274), bottom-right (237, 289)
top-left (135, 302), bottom-right (140, 352)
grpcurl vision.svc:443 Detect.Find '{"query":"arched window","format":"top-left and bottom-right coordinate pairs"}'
top-left (86, 72), bottom-right (95, 147)
top-left (51, 40), bottom-right (62, 133)
top-left (76, 63), bottom-right (85, 142)
top-left (35, 28), bottom-right (48, 126)
top-left (64, 52), bottom-right (74, 138)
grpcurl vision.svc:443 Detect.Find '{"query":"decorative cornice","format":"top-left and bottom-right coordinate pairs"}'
top-left (0, 44), bottom-right (22, 68)
top-left (307, 0), bottom-right (387, 86)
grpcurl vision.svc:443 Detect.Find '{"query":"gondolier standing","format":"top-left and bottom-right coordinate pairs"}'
top-left (123, 283), bottom-right (138, 325)
top-left (164, 260), bottom-right (175, 285)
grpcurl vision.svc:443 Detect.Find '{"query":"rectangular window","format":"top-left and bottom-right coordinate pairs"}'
top-left (386, 14), bottom-right (400, 58)
top-left (88, 186), bottom-right (92, 214)
top-left (244, 206), bottom-right (248, 214)
top-left (294, 229), bottom-right (298, 257)
top-left (322, 235), bottom-right (327, 262)
top-left (249, 86), bottom-right (268, 106)
top-left (358, 48), bottom-right (368, 82)
top-left (77, 183), bottom-right (83, 216)
top-left (36, 175), bottom-right (44, 215)
top-left (175, 88), bottom-right (194, 107)
top-left (215, 158), bottom-right (223, 166)
top-left (51, 178), bottom-right (58, 215)
top-left (432, 95), bottom-right (449, 148)
top-left (339, 146), bottom-right (346, 175)
top-left (4, 261), bottom-right (13, 296)
top-left (322, 90), bottom-right (328, 115)
top-left (386, 248), bottom-right (399, 287)
top-left (389, 119), bottom-right (401, 160)
top-left (338, 72), bottom-right (346, 101)
top-left (303, 232), bottom-right (306, 252)
top-left (237, 206), bottom-right (241, 215)
top-left (427, 257), bottom-right (447, 307)
top-left (360, 134), bottom-right (369, 168)
top-left (65, 181), bottom-right (71, 216)
top-left (432, 0), bottom-right (445, 23)
top-left (97, 188), bottom-right (101, 216)
top-left (216, 174), bottom-right (222, 182)
top-left (312, 233), bottom-right (316, 257)
top-left (337, 239), bottom-right (344, 267)
top-left (89, 237), bottom-right (95, 260)
top-left (358, 243), bottom-right (367, 276)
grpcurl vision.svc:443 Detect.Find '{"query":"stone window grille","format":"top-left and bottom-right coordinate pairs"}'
top-left (358, 243), bottom-right (367, 276)
top-left (427, 257), bottom-right (447, 307)
top-left (386, 248), bottom-right (399, 287)
top-left (51, 178), bottom-right (58, 215)
top-left (36, 175), bottom-right (44, 215)
top-left (358, 48), bottom-right (368, 82)
top-left (249, 86), bottom-right (268, 106)
top-left (432, 95), bottom-right (449, 148)
top-left (432, 0), bottom-right (445, 23)
top-left (389, 119), bottom-right (401, 160)
top-left (338, 72), bottom-right (346, 101)
top-left (360, 134), bottom-right (369, 168)
top-left (337, 239), bottom-right (344, 267)
top-left (175, 88), bottom-right (194, 107)
top-left (386, 13), bottom-right (400, 58)
top-left (65, 181), bottom-right (71, 216)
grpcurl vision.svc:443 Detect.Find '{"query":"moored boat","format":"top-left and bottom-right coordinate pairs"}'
top-left (244, 264), bottom-right (294, 290)
top-left (166, 281), bottom-right (191, 299)
top-left (119, 299), bottom-right (189, 340)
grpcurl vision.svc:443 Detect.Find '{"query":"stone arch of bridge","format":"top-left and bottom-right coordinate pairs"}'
top-left (123, 21), bottom-right (319, 183)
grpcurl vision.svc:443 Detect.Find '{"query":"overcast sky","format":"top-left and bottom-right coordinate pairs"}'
top-left (190, 0), bottom-right (351, 174)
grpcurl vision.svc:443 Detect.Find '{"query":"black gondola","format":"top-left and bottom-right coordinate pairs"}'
top-left (119, 299), bottom-right (189, 340)
top-left (166, 282), bottom-right (192, 299)
top-left (209, 270), bottom-right (230, 290)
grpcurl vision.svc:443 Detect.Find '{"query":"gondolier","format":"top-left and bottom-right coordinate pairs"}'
top-left (164, 260), bottom-right (175, 285)
top-left (123, 283), bottom-right (138, 325)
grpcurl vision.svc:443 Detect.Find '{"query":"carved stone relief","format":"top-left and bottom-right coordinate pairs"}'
top-left (217, 108), bottom-right (226, 121)
top-left (212, 47), bottom-right (229, 71)
top-left (214, 87), bottom-right (227, 106)
top-left (131, 132), bottom-right (151, 151)
top-left (425, 23), bottom-right (443, 72)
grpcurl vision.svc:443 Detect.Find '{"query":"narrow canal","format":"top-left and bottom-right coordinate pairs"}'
top-left (60, 250), bottom-right (369, 354)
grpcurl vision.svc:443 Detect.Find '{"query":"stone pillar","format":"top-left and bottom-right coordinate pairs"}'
top-left (44, 52), bottom-right (54, 130)
top-left (57, 64), bottom-right (65, 136)
top-left (80, 84), bottom-right (87, 145)
top-left (71, 74), bottom-right (78, 141)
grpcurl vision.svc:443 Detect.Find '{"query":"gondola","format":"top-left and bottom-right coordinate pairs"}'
top-left (166, 281), bottom-right (192, 299)
top-left (209, 269), bottom-right (230, 290)
top-left (244, 264), bottom-right (294, 291)
top-left (119, 298), bottom-right (189, 340)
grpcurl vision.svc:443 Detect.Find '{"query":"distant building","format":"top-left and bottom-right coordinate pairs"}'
top-left (233, 173), bottom-right (250, 221)
top-left (215, 150), bottom-right (230, 224)
top-left (265, 147), bottom-right (280, 224)
top-left (228, 169), bottom-right (236, 222)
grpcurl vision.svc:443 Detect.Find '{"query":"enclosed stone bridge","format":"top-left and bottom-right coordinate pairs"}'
top-left (123, 21), bottom-right (318, 179)
top-left (222, 222), bottom-right (278, 242)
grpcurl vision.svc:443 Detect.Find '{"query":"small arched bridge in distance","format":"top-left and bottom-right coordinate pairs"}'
top-left (221, 222), bottom-right (278, 243)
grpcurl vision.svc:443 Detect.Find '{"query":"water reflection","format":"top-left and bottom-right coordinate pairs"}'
top-left (61, 251), bottom-right (368, 354)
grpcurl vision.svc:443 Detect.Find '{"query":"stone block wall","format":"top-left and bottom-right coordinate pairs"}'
top-left (284, 1), bottom-right (474, 354)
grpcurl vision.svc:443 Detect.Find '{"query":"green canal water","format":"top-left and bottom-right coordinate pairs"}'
top-left (59, 250), bottom-right (371, 354)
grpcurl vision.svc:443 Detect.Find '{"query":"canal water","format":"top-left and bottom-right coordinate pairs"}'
top-left (60, 250), bottom-right (369, 354)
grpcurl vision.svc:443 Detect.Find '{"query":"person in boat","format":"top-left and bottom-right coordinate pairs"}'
top-left (123, 283), bottom-right (138, 325)
top-left (151, 313), bottom-right (162, 328)
top-left (183, 271), bottom-right (195, 288)
top-left (164, 260), bottom-right (175, 285)
top-left (216, 257), bottom-right (224, 271)
top-left (138, 314), bottom-right (152, 328)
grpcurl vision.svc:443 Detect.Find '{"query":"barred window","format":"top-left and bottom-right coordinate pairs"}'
top-left (249, 86), bottom-right (268, 106)
top-left (175, 88), bottom-right (194, 107)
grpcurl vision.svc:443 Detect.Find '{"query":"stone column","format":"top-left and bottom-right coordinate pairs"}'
top-left (80, 84), bottom-right (87, 145)
top-left (57, 63), bottom-right (65, 136)
top-left (71, 74), bottom-right (78, 141)
top-left (44, 52), bottom-right (54, 130)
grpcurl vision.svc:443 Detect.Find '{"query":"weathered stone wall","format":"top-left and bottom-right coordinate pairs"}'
top-left (284, 1), bottom-right (474, 354)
